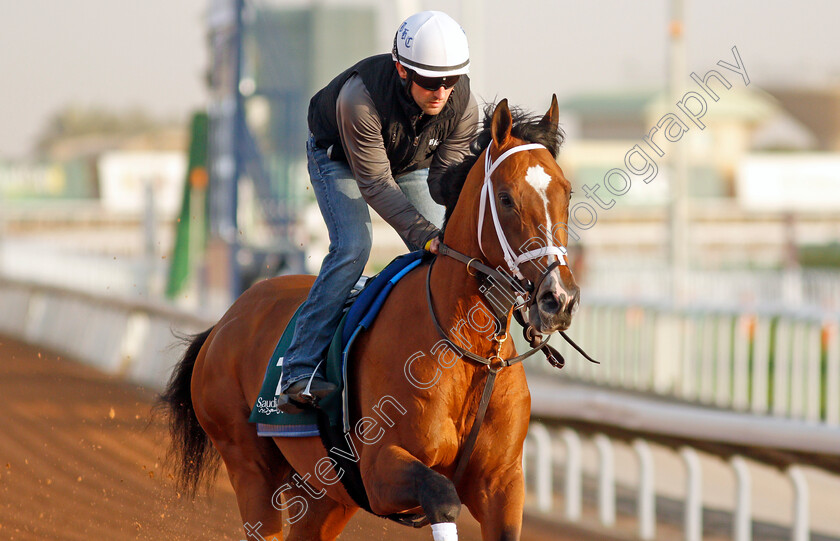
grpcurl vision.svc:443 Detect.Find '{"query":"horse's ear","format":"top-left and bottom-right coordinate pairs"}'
top-left (491, 99), bottom-right (512, 147)
top-left (540, 94), bottom-right (560, 127)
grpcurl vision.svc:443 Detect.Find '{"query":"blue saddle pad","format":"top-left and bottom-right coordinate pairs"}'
top-left (341, 250), bottom-right (425, 346)
top-left (249, 250), bottom-right (426, 437)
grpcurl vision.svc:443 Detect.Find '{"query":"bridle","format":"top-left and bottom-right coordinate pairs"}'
top-left (478, 142), bottom-right (568, 281)
top-left (430, 140), bottom-right (598, 366)
top-left (440, 140), bottom-right (591, 349)
top-left (475, 141), bottom-right (575, 321)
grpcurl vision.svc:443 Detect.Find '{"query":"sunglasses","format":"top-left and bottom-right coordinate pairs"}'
top-left (411, 72), bottom-right (460, 91)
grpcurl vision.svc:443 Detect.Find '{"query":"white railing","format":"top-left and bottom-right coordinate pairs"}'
top-left (522, 423), bottom-right (827, 541)
top-left (0, 277), bottom-right (213, 389)
top-left (581, 268), bottom-right (840, 312)
top-left (535, 300), bottom-right (840, 425)
top-left (0, 237), bottom-right (170, 299)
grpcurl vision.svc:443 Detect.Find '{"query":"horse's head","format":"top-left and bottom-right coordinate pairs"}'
top-left (445, 96), bottom-right (579, 333)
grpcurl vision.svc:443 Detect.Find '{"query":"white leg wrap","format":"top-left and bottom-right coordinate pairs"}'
top-left (431, 522), bottom-right (458, 541)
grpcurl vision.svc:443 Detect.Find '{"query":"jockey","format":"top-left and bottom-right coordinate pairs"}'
top-left (278, 10), bottom-right (479, 412)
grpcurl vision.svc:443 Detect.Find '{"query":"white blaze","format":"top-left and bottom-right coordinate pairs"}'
top-left (524, 164), bottom-right (555, 254)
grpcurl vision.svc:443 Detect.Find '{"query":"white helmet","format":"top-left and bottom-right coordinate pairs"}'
top-left (391, 11), bottom-right (470, 78)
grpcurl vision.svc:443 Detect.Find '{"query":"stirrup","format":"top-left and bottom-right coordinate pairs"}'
top-left (276, 394), bottom-right (307, 414)
top-left (279, 362), bottom-right (335, 409)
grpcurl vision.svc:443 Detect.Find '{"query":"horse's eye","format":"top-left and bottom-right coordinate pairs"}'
top-left (498, 192), bottom-right (514, 208)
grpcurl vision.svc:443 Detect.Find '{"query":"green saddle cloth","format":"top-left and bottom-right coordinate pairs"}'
top-left (248, 307), bottom-right (345, 437)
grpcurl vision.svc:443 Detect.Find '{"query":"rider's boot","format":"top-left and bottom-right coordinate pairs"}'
top-left (277, 376), bottom-right (336, 414)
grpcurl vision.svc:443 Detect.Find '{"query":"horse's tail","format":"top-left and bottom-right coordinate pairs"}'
top-left (157, 327), bottom-right (220, 497)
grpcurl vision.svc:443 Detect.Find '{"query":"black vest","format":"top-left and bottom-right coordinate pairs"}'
top-left (308, 54), bottom-right (471, 176)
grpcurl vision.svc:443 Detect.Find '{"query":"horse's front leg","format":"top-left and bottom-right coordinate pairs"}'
top-left (363, 445), bottom-right (462, 541)
top-left (461, 459), bottom-right (525, 541)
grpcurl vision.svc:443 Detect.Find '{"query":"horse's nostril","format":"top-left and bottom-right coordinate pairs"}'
top-left (538, 291), bottom-right (560, 313)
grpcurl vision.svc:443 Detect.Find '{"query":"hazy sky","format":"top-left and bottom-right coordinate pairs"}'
top-left (1, 0), bottom-right (207, 158)
top-left (2, 0), bottom-right (838, 158)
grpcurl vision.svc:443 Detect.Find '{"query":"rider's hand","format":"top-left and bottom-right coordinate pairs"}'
top-left (424, 237), bottom-right (441, 254)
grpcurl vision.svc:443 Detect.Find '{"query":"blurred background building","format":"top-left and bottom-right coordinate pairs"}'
top-left (2, 0), bottom-right (839, 312)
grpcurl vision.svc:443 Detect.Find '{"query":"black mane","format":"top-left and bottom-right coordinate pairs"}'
top-left (439, 102), bottom-right (565, 228)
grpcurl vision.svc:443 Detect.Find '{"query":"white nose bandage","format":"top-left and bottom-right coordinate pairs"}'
top-left (431, 522), bottom-right (458, 541)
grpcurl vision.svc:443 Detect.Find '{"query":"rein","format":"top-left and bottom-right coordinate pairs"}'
top-left (422, 247), bottom-right (598, 523)
top-left (425, 257), bottom-right (552, 372)
top-left (424, 256), bottom-right (549, 493)
top-left (437, 242), bottom-right (597, 365)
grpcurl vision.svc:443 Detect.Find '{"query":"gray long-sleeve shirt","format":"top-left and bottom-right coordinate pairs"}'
top-left (335, 75), bottom-right (479, 250)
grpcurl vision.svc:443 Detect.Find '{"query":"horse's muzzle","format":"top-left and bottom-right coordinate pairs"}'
top-left (531, 271), bottom-right (579, 333)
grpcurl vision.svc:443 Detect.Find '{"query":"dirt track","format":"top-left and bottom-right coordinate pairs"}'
top-left (0, 336), bottom-right (573, 540)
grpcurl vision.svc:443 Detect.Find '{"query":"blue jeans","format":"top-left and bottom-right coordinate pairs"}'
top-left (280, 136), bottom-right (445, 390)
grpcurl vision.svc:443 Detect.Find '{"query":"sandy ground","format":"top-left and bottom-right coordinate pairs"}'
top-left (0, 336), bottom-right (575, 541)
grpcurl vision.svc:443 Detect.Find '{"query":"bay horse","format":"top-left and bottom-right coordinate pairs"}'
top-left (160, 96), bottom-right (579, 540)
